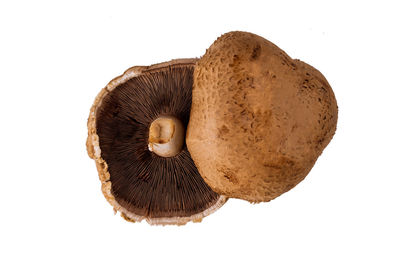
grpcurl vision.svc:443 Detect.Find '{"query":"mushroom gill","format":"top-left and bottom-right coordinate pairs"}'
top-left (87, 59), bottom-right (226, 225)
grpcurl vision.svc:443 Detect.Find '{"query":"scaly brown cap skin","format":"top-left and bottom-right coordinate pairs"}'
top-left (187, 31), bottom-right (338, 203)
top-left (87, 58), bottom-right (227, 225)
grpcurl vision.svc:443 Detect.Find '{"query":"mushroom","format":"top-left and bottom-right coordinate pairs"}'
top-left (186, 31), bottom-right (338, 203)
top-left (87, 59), bottom-right (227, 225)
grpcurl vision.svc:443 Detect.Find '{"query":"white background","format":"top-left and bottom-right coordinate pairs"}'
top-left (1, 0), bottom-right (399, 266)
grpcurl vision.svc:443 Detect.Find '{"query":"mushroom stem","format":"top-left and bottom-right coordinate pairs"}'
top-left (148, 116), bottom-right (185, 157)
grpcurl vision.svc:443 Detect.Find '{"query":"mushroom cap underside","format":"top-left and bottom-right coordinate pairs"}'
top-left (87, 58), bottom-right (227, 225)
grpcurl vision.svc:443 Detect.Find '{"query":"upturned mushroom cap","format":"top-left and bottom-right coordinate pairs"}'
top-left (87, 59), bottom-right (226, 225)
top-left (186, 31), bottom-right (338, 203)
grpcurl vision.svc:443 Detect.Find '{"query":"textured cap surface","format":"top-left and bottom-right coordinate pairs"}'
top-left (187, 31), bottom-right (338, 202)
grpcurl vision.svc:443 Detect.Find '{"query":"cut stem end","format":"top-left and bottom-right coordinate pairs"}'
top-left (148, 116), bottom-right (184, 157)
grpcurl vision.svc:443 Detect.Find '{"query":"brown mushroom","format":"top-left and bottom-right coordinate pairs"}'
top-left (87, 59), bottom-right (226, 225)
top-left (187, 31), bottom-right (338, 203)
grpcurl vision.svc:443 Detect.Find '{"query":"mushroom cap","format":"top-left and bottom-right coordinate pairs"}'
top-left (186, 31), bottom-right (338, 202)
top-left (87, 59), bottom-right (226, 225)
